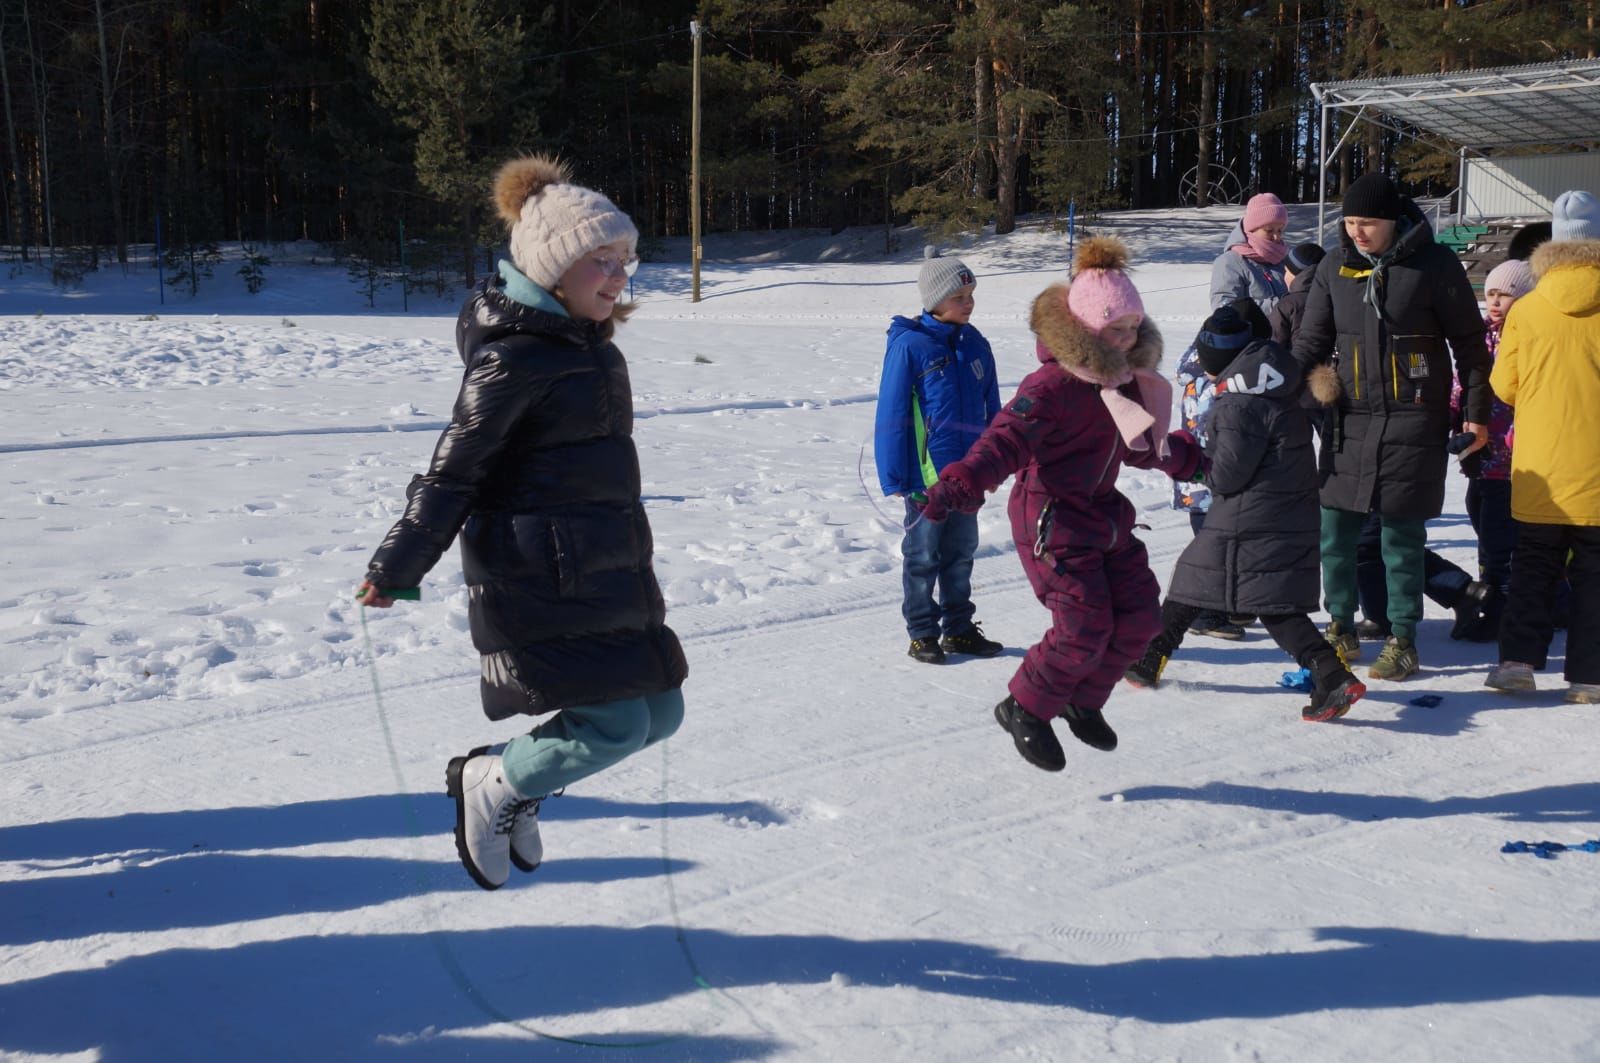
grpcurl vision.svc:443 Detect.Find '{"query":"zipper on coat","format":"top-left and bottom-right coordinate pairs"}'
top-left (1353, 341), bottom-right (1361, 401)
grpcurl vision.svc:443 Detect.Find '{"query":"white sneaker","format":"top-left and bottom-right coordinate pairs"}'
top-left (1566, 683), bottom-right (1600, 705)
top-left (1485, 661), bottom-right (1537, 693)
top-left (445, 747), bottom-right (533, 890)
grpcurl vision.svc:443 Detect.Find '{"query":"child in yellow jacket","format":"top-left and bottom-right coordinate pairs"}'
top-left (1484, 190), bottom-right (1600, 703)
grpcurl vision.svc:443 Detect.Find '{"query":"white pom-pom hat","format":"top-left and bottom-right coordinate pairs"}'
top-left (492, 155), bottom-right (638, 290)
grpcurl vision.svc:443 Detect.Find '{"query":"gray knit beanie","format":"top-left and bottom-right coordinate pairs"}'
top-left (918, 246), bottom-right (976, 312)
top-left (1552, 190), bottom-right (1600, 243)
top-left (493, 154), bottom-right (638, 290)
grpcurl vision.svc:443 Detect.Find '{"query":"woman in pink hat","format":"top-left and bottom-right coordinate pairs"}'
top-left (1211, 192), bottom-right (1291, 315)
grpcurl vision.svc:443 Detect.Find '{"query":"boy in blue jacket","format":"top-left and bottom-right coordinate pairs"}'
top-left (875, 248), bottom-right (1004, 664)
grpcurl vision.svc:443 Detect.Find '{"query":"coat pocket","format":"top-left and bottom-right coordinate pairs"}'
top-left (1388, 334), bottom-right (1443, 406)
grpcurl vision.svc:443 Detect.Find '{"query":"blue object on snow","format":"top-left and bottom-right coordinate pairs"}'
top-left (1503, 839), bottom-right (1600, 858)
top-left (1409, 694), bottom-right (1443, 707)
top-left (1278, 667), bottom-right (1314, 692)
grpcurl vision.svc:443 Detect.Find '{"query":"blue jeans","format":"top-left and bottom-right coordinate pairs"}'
top-left (500, 688), bottom-right (684, 799)
top-left (902, 499), bottom-right (979, 640)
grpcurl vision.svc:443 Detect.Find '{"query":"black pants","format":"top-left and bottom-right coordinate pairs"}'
top-left (1154, 599), bottom-right (1347, 687)
top-left (1500, 522), bottom-right (1600, 684)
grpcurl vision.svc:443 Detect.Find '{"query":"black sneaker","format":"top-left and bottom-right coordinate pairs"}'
top-left (1354, 618), bottom-right (1391, 641)
top-left (908, 637), bottom-right (945, 664)
top-left (993, 695), bottom-right (1065, 771)
top-left (1227, 614), bottom-right (1255, 627)
top-left (1061, 703), bottom-right (1118, 751)
top-left (1124, 642), bottom-right (1169, 688)
top-left (1188, 615), bottom-right (1246, 640)
top-left (941, 624), bottom-right (1003, 658)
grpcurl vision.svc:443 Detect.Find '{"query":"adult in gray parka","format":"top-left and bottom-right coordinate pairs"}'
top-left (1126, 303), bottom-right (1361, 722)
top-left (1290, 173), bottom-right (1491, 682)
top-left (1211, 192), bottom-right (1292, 314)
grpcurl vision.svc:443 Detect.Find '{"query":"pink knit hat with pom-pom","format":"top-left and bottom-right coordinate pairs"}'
top-left (1067, 237), bottom-right (1145, 332)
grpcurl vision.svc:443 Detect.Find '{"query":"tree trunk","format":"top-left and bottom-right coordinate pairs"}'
top-left (0, 7), bottom-right (33, 257)
top-left (92, 0), bottom-right (128, 263)
top-left (1196, 0), bottom-right (1216, 206)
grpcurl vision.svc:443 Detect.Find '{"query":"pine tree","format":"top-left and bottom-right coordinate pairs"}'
top-left (368, 0), bottom-right (543, 285)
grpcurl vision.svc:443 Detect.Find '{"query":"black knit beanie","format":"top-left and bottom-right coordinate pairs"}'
top-left (1195, 305), bottom-right (1253, 376)
top-left (1286, 242), bottom-right (1326, 274)
top-left (1342, 173), bottom-right (1401, 220)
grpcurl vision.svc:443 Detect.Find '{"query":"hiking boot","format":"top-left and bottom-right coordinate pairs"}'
top-left (1565, 683), bottom-right (1600, 705)
top-left (445, 746), bottom-right (538, 891)
top-left (941, 624), bottom-right (1003, 658)
top-left (994, 695), bottom-right (1065, 772)
top-left (1303, 672), bottom-right (1367, 722)
top-left (1354, 618), bottom-right (1390, 641)
top-left (1061, 703), bottom-right (1118, 752)
top-left (1227, 614), bottom-right (1255, 627)
top-left (1486, 660), bottom-right (1537, 693)
top-left (508, 794), bottom-right (546, 873)
top-left (1324, 620), bottom-right (1361, 665)
top-left (1124, 642), bottom-right (1169, 689)
top-left (1188, 613), bottom-right (1246, 641)
top-left (908, 637), bottom-right (946, 664)
top-left (1450, 581), bottom-right (1494, 641)
top-left (1367, 635), bottom-right (1419, 681)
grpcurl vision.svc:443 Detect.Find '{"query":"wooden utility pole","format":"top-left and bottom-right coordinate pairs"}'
top-left (690, 18), bottom-right (702, 303)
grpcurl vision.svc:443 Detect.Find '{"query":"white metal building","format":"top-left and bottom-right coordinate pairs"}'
top-left (1309, 59), bottom-right (1600, 230)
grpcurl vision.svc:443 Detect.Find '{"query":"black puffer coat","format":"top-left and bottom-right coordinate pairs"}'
top-left (366, 277), bottom-right (688, 720)
top-left (1167, 338), bottom-right (1337, 616)
top-left (1291, 198), bottom-right (1490, 521)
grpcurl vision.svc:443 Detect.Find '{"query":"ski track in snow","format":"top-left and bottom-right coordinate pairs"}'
top-left (4, 214), bottom-right (1599, 1061)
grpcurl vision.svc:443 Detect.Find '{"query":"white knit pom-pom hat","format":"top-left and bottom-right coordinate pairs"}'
top-left (492, 154), bottom-right (638, 290)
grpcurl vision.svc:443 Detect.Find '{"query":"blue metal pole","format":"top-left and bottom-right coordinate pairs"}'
top-left (155, 210), bottom-right (165, 306)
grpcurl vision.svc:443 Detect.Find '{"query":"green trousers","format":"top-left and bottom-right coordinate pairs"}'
top-left (1321, 507), bottom-right (1427, 640)
top-left (500, 688), bottom-right (684, 799)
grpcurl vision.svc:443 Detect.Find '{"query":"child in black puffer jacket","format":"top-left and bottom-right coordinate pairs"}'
top-left (359, 156), bottom-right (687, 890)
top-left (1126, 304), bottom-right (1363, 722)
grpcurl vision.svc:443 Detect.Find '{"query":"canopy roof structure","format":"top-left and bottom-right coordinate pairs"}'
top-left (1309, 59), bottom-right (1600, 230)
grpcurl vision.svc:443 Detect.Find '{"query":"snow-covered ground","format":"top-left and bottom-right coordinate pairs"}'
top-left (3, 206), bottom-right (1597, 1061)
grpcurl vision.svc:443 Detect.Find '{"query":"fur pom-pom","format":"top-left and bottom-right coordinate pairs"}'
top-left (1308, 362), bottom-right (1342, 405)
top-left (1074, 235), bottom-right (1129, 274)
top-left (492, 154), bottom-right (572, 227)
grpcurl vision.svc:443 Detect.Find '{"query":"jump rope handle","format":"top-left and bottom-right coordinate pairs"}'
top-left (356, 586), bottom-right (421, 601)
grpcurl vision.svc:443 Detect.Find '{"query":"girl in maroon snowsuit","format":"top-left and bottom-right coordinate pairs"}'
top-left (920, 238), bottom-right (1203, 771)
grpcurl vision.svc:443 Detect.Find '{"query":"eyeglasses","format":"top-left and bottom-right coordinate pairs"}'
top-left (590, 252), bottom-right (640, 278)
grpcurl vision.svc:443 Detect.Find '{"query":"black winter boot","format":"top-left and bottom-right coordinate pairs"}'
top-left (1450, 581), bottom-right (1495, 641)
top-left (1302, 651), bottom-right (1367, 722)
top-left (907, 637), bottom-right (946, 664)
top-left (993, 696), bottom-right (1066, 772)
top-left (1124, 641), bottom-right (1170, 689)
top-left (1061, 703), bottom-right (1118, 752)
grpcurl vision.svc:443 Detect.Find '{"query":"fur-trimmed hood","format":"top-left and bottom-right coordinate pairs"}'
top-left (1530, 239), bottom-right (1600, 315)
top-left (1030, 282), bottom-right (1161, 379)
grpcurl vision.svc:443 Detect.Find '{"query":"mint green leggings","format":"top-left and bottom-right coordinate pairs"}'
top-left (500, 688), bottom-right (684, 799)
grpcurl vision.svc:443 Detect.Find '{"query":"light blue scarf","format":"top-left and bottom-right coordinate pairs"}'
top-left (497, 259), bottom-right (569, 317)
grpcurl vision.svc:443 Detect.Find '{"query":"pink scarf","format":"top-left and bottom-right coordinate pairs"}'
top-left (1230, 232), bottom-right (1288, 264)
top-left (1062, 361), bottom-right (1174, 460)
